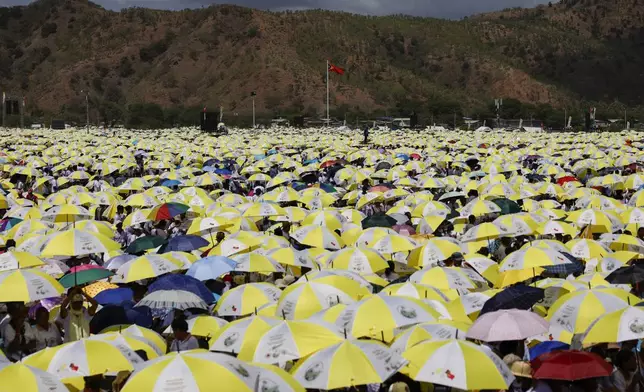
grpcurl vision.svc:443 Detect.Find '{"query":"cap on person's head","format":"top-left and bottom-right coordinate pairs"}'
top-left (451, 252), bottom-right (463, 259)
top-left (71, 294), bottom-right (84, 303)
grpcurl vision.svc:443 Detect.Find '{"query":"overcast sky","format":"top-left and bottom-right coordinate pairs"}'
top-left (0, 0), bottom-right (551, 19)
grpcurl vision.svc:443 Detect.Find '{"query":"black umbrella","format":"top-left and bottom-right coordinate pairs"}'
top-left (606, 264), bottom-right (644, 284)
top-left (480, 284), bottom-right (545, 315)
top-left (89, 304), bottom-right (153, 334)
top-left (361, 213), bottom-right (397, 229)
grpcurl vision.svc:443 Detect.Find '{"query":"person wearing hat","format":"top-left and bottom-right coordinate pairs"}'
top-left (58, 287), bottom-right (98, 342)
top-left (504, 353), bottom-right (533, 391)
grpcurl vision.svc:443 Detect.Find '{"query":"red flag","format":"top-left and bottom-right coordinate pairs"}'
top-left (203, 107), bottom-right (207, 113)
top-left (328, 63), bottom-right (344, 75)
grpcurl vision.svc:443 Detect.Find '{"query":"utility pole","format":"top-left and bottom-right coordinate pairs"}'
top-left (80, 90), bottom-right (89, 132)
top-left (251, 91), bottom-right (256, 128)
top-left (20, 96), bottom-right (24, 129)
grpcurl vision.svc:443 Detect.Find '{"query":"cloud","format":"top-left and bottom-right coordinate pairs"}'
top-left (0, 0), bottom-right (552, 19)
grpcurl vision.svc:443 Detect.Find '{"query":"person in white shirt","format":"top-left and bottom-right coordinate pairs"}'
top-left (25, 307), bottom-right (62, 352)
top-left (168, 319), bottom-right (199, 353)
top-left (58, 289), bottom-right (98, 342)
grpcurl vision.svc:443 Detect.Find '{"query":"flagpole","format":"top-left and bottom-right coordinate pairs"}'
top-left (326, 60), bottom-right (329, 122)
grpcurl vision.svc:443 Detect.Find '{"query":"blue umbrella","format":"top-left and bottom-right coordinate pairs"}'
top-left (159, 235), bottom-right (209, 253)
top-left (94, 288), bottom-right (133, 305)
top-left (214, 168), bottom-right (232, 176)
top-left (148, 274), bottom-right (214, 304)
top-left (161, 179), bottom-right (182, 187)
top-left (187, 256), bottom-right (237, 281)
top-left (529, 341), bottom-right (570, 360)
top-left (480, 284), bottom-right (545, 315)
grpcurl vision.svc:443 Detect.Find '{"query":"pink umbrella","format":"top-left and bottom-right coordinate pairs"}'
top-left (466, 309), bottom-right (549, 342)
top-left (393, 224), bottom-right (416, 236)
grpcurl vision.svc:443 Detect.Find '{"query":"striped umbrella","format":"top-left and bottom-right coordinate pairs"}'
top-left (291, 340), bottom-right (407, 390)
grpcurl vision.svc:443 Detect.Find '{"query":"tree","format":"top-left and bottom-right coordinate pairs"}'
top-left (126, 103), bottom-right (164, 128)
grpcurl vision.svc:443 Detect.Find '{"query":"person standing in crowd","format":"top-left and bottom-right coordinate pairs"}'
top-left (58, 288), bottom-right (98, 342)
top-left (1, 304), bottom-right (29, 361)
top-left (25, 307), bottom-right (62, 352)
top-left (168, 318), bottom-right (199, 352)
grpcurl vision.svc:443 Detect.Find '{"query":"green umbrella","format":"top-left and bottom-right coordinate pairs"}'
top-left (59, 265), bottom-right (115, 288)
top-left (491, 198), bottom-right (521, 215)
top-left (126, 235), bottom-right (167, 254)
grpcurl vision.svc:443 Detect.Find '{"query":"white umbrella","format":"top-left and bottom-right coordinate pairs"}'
top-left (136, 290), bottom-right (208, 310)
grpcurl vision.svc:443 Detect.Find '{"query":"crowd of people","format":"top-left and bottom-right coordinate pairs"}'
top-left (0, 127), bottom-right (641, 392)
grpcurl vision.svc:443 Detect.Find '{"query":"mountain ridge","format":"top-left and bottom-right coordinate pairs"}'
top-left (0, 0), bottom-right (643, 126)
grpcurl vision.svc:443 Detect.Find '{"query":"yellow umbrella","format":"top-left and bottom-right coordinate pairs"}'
top-left (546, 288), bottom-right (638, 334)
top-left (401, 339), bottom-right (514, 390)
top-left (120, 351), bottom-right (304, 392)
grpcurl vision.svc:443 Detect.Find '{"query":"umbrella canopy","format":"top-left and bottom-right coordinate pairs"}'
top-left (214, 283), bottom-right (282, 316)
top-left (0, 269), bottom-right (65, 302)
top-left (159, 235), bottom-right (209, 253)
top-left (605, 264), bottom-right (644, 284)
top-left (59, 264), bottom-right (114, 288)
top-left (237, 320), bottom-right (344, 363)
top-left (480, 284), bottom-right (545, 315)
top-left (147, 202), bottom-right (189, 220)
top-left (148, 274), bottom-right (214, 304)
top-left (531, 351), bottom-right (612, 381)
top-left (583, 306), bottom-right (644, 344)
top-left (186, 255), bottom-right (237, 281)
top-left (290, 339), bottom-right (407, 390)
top-left (529, 341), bottom-right (570, 360)
top-left (361, 213), bottom-right (397, 229)
top-left (0, 251), bottom-right (45, 271)
top-left (22, 338), bottom-right (144, 378)
top-left (126, 236), bottom-right (167, 254)
top-left (38, 230), bottom-right (120, 257)
top-left (0, 362), bottom-right (68, 392)
top-left (112, 254), bottom-right (182, 283)
top-left (401, 339), bottom-right (515, 390)
top-left (336, 295), bottom-right (440, 341)
top-left (546, 288), bottom-right (637, 334)
top-left (90, 304), bottom-right (153, 333)
top-left (466, 309), bottom-right (549, 342)
top-left (390, 321), bottom-right (471, 354)
top-left (120, 351), bottom-right (304, 392)
top-left (136, 290), bottom-right (208, 310)
top-left (209, 315), bottom-right (281, 355)
top-left (275, 279), bottom-right (367, 320)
